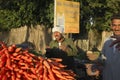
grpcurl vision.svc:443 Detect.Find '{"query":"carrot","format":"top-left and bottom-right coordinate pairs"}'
top-left (2, 75), bottom-right (7, 80)
top-left (65, 75), bottom-right (75, 80)
top-left (64, 70), bottom-right (76, 76)
top-left (20, 56), bottom-right (32, 63)
top-left (50, 62), bottom-right (61, 69)
top-left (4, 50), bottom-right (10, 57)
top-left (12, 53), bottom-right (19, 57)
top-left (6, 71), bottom-right (11, 78)
top-left (43, 59), bottom-right (51, 69)
top-left (36, 60), bottom-right (44, 74)
top-left (11, 64), bottom-right (17, 68)
top-left (11, 72), bottom-right (16, 80)
top-left (48, 68), bottom-right (56, 80)
top-left (55, 73), bottom-right (67, 80)
top-left (18, 69), bottom-right (23, 74)
top-left (51, 61), bottom-right (66, 68)
top-left (0, 54), bottom-right (7, 68)
top-left (16, 72), bottom-right (21, 78)
top-left (20, 65), bottom-right (29, 69)
top-left (18, 61), bottom-right (27, 66)
top-left (47, 58), bottom-right (52, 62)
top-left (52, 68), bottom-right (61, 75)
top-left (6, 58), bottom-right (11, 68)
top-left (0, 42), bottom-right (7, 49)
top-left (50, 58), bottom-right (62, 62)
top-left (14, 68), bottom-right (20, 72)
top-left (38, 75), bottom-right (43, 80)
top-left (0, 48), bottom-right (6, 56)
top-left (58, 71), bottom-right (68, 76)
top-left (29, 53), bottom-right (36, 57)
top-left (30, 67), bottom-right (36, 74)
top-left (43, 66), bottom-right (49, 80)
top-left (15, 48), bottom-right (22, 53)
top-left (36, 63), bottom-right (43, 74)
top-left (12, 55), bottom-right (21, 61)
top-left (28, 73), bottom-right (38, 79)
top-left (11, 44), bottom-right (16, 48)
top-left (8, 46), bottom-right (14, 53)
top-left (23, 52), bottom-right (31, 57)
top-left (15, 77), bottom-right (21, 80)
top-left (23, 72), bottom-right (33, 80)
top-left (0, 68), bottom-right (6, 76)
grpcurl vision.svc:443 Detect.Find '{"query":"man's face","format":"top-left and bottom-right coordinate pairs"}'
top-left (53, 31), bottom-right (62, 41)
top-left (111, 19), bottom-right (120, 36)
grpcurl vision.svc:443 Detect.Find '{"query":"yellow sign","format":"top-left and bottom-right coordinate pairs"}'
top-left (54, 0), bottom-right (80, 33)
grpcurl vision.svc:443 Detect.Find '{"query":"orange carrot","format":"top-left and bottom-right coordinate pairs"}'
top-left (52, 68), bottom-right (61, 75)
top-left (14, 68), bottom-right (20, 72)
top-left (0, 42), bottom-right (7, 48)
top-left (2, 75), bottom-right (7, 80)
top-left (43, 66), bottom-right (49, 80)
top-left (0, 48), bottom-right (6, 56)
top-left (15, 48), bottom-right (22, 53)
top-left (28, 73), bottom-right (38, 79)
top-left (6, 58), bottom-right (11, 68)
top-left (6, 71), bottom-right (11, 78)
top-left (15, 77), bottom-right (21, 80)
top-left (12, 53), bottom-right (18, 57)
top-left (50, 58), bottom-right (62, 62)
top-left (30, 67), bottom-right (36, 74)
top-left (64, 70), bottom-right (76, 76)
top-left (51, 61), bottom-right (66, 68)
top-left (36, 63), bottom-right (43, 74)
top-left (0, 54), bottom-right (7, 68)
top-left (11, 44), bottom-right (16, 48)
top-left (55, 73), bottom-right (67, 80)
top-left (8, 46), bottom-right (14, 53)
top-left (18, 69), bottom-right (23, 74)
top-left (51, 63), bottom-right (60, 69)
top-left (15, 73), bottom-right (21, 78)
top-left (23, 72), bottom-right (33, 80)
top-left (11, 72), bottom-right (16, 80)
top-left (60, 71), bottom-right (69, 75)
top-left (43, 60), bottom-right (51, 69)
top-left (20, 56), bottom-right (32, 63)
top-left (65, 75), bottom-right (75, 79)
top-left (48, 68), bottom-right (56, 80)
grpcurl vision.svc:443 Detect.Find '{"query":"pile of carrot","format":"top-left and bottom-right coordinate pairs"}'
top-left (0, 42), bottom-right (76, 80)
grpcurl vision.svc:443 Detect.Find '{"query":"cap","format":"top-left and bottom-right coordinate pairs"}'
top-left (52, 27), bottom-right (64, 33)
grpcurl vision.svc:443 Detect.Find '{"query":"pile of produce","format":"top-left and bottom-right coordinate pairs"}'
top-left (0, 42), bottom-right (76, 80)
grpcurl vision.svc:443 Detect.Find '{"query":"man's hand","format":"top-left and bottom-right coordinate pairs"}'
top-left (59, 45), bottom-right (68, 51)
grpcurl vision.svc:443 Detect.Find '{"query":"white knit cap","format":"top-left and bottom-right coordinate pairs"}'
top-left (52, 27), bottom-right (64, 33)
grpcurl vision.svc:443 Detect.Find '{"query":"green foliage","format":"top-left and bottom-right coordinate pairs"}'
top-left (74, 0), bottom-right (120, 32)
top-left (0, 0), bottom-right (120, 31)
top-left (0, 0), bottom-right (54, 31)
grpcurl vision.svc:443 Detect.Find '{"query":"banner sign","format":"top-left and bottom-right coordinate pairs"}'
top-left (54, 0), bottom-right (80, 33)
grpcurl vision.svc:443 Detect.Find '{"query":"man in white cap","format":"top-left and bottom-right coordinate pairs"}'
top-left (45, 27), bottom-right (78, 72)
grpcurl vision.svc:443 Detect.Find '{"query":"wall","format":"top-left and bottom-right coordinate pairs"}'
top-left (0, 25), bottom-right (112, 54)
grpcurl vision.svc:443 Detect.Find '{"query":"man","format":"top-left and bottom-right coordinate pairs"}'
top-left (101, 13), bottom-right (120, 80)
top-left (45, 27), bottom-right (78, 71)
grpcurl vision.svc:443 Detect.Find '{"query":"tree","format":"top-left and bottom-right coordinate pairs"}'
top-left (0, 0), bottom-right (54, 31)
top-left (0, 0), bottom-right (120, 32)
top-left (76, 0), bottom-right (120, 32)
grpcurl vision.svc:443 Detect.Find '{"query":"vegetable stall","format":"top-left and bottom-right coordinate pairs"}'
top-left (0, 42), bottom-right (76, 80)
